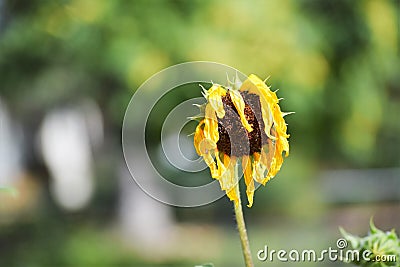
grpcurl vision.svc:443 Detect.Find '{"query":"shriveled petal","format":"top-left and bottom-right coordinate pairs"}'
top-left (242, 155), bottom-right (254, 207)
top-left (194, 120), bottom-right (218, 178)
top-left (241, 74), bottom-right (279, 104)
top-left (215, 152), bottom-right (226, 179)
top-left (204, 104), bottom-right (219, 144)
top-left (226, 184), bottom-right (239, 207)
top-left (259, 98), bottom-right (276, 140)
top-left (240, 74), bottom-right (290, 183)
top-left (194, 122), bottom-right (216, 155)
top-left (240, 75), bottom-right (278, 140)
top-left (259, 139), bottom-right (275, 182)
top-left (272, 105), bottom-right (290, 157)
top-left (229, 89), bottom-right (253, 132)
top-left (217, 155), bottom-right (239, 205)
top-left (252, 152), bottom-right (268, 184)
top-left (198, 139), bottom-right (217, 155)
top-left (193, 120), bottom-right (205, 155)
top-left (203, 152), bottom-right (218, 178)
top-left (259, 148), bottom-right (272, 185)
top-left (207, 84), bottom-right (226, 118)
top-left (218, 154), bottom-right (231, 190)
top-left (266, 138), bottom-right (285, 180)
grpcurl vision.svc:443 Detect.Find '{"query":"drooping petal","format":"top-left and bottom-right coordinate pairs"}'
top-left (257, 139), bottom-right (275, 184)
top-left (215, 152), bottom-right (226, 179)
top-left (224, 155), bottom-right (239, 205)
top-left (240, 74), bottom-right (290, 182)
top-left (193, 120), bottom-right (205, 155)
top-left (229, 89), bottom-right (253, 132)
top-left (259, 148), bottom-right (272, 185)
top-left (206, 84), bottom-right (226, 118)
top-left (204, 104), bottom-right (219, 145)
top-left (226, 184), bottom-right (239, 206)
top-left (218, 154), bottom-right (231, 190)
top-left (252, 152), bottom-right (268, 184)
top-left (240, 75), bottom-right (278, 140)
top-left (266, 137), bottom-right (285, 180)
top-left (194, 121), bottom-right (216, 154)
top-left (217, 154), bottom-right (239, 205)
top-left (194, 119), bottom-right (218, 178)
top-left (259, 98), bottom-right (276, 140)
top-left (203, 152), bottom-right (218, 178)
top-left (271, 105), bottom-right (290, 156)
top-left (242, 155), bottom-right (254, 207)
top-left (241, 74), bottom-right (279, 105)
top-left (251, 153), bottom-right (261, 183)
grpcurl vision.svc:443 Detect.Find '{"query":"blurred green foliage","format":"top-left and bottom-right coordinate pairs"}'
top-left (1, 0), bottom-right (399, 164)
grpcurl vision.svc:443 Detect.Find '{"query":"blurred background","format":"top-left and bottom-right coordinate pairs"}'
top-left (0, 0), bottom-right (399, 266)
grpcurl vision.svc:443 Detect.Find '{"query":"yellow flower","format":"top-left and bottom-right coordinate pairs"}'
top-left (194, 74), bottom-right (290, 207)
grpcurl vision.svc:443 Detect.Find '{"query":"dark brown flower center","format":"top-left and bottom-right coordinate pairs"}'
top-left (216, 91), bottom-right (268, 157)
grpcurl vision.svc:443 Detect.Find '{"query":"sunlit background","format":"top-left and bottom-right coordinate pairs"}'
top-left (0, 0), bottom-right (399, 266)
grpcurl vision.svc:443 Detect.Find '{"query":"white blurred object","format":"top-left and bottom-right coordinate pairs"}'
top-left (0, 98), bottom-right (23, 186)
top-left (118, 161), bottom-right (175, 253)
top-left (39, 101), bottom-right (103, 211)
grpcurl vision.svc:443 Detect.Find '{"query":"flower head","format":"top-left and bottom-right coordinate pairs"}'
top-left (193, 74), bottom-right (290, 207)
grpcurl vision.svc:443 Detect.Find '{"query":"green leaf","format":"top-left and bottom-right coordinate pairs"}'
top-left (195, 263), bottom-right (214, 267)
top-left (369, 218), bottom-right (379, 235)
top-left (340, 226), bottom-right (360, 248)
top-left (340, 218), bottom-right (400, 267)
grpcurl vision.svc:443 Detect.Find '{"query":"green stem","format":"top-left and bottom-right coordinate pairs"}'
top-left (233, 163), bottom-right (254, 267)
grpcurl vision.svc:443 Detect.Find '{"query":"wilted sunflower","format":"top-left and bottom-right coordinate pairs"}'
top-left (193, 74), bottom-right (291, 207)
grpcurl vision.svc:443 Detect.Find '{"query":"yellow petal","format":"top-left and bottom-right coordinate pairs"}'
top-left (193, 120), bottom-right (205, 155)
top-left (217, 155), bottom-right (239, 204)
top-left (259, 97), bottom-right (276, 140)
top-left (219, 154), bottom-right (231, 190)
top-left (265, 127), bottom-right (286, 181)
top-left (272, 105), bottom-right (290, 157)
top-left (240, 74), bottom-right (278, 140)
top-left (252, 152), bottom-right (268, 184)
top-left (203, 152), bottom-right (218, 178)
top-left (215, 152), bottom-right (226, 179)
top-left (204, 104), bottom-right (219, 144)
top-left (260, 139), bottom-right (275, 177)
top-left (207, 84), bottom-right (226, 118)
top-left (194, 119), bottom-right (219, 178)
top-left (229, 89), bottom-right (253, 132)
top-left (242, 155), bottom-right (254, 207)
top-left (198, 139), bottom-right (217, 155)
top-left (226, 185), bottom-right (239, 206)
top-left (240, 74), bottom-right (290, 181)
top-left (266, 138), bottom-right (285, 180)
top-left (240, 74), bottom-right (278, 105)
top-left (194, 120), bottom-right (216, 156)
top-left (259, 148), bottom-right (272, 185)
